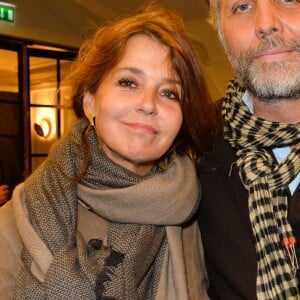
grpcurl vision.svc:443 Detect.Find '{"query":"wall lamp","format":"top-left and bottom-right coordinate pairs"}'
top-left (34, 118), bottom-right (51, 138)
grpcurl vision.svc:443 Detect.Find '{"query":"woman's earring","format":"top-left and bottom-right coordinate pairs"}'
top-left (84, 113), bottom-right (96, 138)
top-left (159, 151), bottom-right (177, 170)
top-left (87, 113), bottom-right (95, 127)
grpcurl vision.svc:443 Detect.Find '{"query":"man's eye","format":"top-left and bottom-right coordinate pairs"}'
top-left (234, 3), bottom-right (251, 13)
top-left (118, 79), bottom-right (136, 88)
top-left (281, 0), bottom-right (300, 4)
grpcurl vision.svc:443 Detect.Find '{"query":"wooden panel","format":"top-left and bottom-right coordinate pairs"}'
top-left (0, 91), bottom-right (19, 102)
top-left (0, 102), bottom-right (20, 135)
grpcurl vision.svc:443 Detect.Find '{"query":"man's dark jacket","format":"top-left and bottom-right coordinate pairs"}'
top-left (198, 135), bottom-right (300, 300)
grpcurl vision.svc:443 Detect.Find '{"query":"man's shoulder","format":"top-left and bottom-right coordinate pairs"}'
top-left (201, 135), bottom-right (236, 164)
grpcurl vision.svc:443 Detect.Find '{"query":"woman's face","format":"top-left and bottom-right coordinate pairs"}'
top-left (84, 34), bottom-right (183, 175)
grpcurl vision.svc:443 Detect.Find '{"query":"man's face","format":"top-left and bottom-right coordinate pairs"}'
top-left (218, 0), bottom-right (300, 102)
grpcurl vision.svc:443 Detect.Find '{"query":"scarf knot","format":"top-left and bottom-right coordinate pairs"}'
top-left (237, 149), bottom-right (276, 189)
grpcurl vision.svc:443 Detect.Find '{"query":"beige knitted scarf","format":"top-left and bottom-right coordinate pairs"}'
top-left (13, 118), bottom-right (206, 299)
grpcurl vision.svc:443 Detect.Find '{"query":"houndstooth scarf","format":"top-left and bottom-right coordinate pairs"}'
top-left (223, 78), bottom-right (300, 300)
top-left (13, 118), bottom-right (202, 300)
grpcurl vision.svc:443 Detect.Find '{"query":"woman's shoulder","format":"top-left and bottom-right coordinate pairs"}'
top-left (0, 196), bottom-right (23, 254)
top-left (0, 199), bottom-right (23, 300)
top-left (0, 200), bottom-right (18, 239)
top-left (0, 184), bottom-right (23, 235)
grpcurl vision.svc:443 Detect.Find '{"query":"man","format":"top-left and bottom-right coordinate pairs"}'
top-left (198, 0), bottom-right (300, 299)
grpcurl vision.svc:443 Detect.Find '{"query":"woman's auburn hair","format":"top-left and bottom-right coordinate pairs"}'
top-left (69, 3), bottom-right (217, 166)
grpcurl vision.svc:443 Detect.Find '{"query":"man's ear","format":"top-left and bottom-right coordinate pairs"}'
top-left (83, 92), bottom-right (96, 124)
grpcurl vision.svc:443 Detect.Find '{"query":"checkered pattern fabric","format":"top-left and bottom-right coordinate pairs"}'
top-left (222, 78), bottom-right (300, 299)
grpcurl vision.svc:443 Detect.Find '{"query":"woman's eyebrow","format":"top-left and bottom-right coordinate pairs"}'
top-left (117, 67), bottom-right (181, 85)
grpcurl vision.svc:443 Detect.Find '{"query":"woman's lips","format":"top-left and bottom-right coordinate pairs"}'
top-left (124, 122), bottom-right (157, 134)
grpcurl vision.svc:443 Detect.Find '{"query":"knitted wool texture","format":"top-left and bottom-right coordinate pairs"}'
top-left (14, 118), bottom-right (200, 299)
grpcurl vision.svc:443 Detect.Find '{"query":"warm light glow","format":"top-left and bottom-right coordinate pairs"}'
top-left (34, 118), bottom-right (51, 138)
top-left (31, 106), bottom-right (56, 141)
top-left (40, 119), bottom-right (51, 137)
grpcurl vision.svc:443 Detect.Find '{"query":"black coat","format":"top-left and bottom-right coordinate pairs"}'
top-left (198, 137), bottom-right (300, 300)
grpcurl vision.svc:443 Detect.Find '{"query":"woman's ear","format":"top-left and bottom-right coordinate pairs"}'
top-left (83, 92), bottom-right (96, 125)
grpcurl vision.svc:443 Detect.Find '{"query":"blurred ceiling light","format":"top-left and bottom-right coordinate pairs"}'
top-left (34, 118), bottom-right (51, 138)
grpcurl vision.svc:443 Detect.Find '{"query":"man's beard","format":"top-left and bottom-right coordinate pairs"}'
top-left (224, 36), bottom-right (300, 103)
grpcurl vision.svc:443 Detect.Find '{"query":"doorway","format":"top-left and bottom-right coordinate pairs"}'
top-left (0, 37), bottom-right (77, 183)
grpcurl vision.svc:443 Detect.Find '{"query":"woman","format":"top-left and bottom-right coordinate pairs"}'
top-left (0, 4), bottom-right (216, 299)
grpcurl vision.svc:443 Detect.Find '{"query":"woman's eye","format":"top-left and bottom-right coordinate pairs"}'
top-left (118, 79), bottom-right (136, 88)
top-left (161, 89), bottom-right (179, 100)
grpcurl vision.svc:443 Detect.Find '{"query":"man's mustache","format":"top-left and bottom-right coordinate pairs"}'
top-left (241, 36), bottom-right (300, 61)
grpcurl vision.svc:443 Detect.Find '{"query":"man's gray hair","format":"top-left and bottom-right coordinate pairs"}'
top-left (208, 0), bottom-right (220, 29)
top-left (208, 0), bottom-right (227, 48)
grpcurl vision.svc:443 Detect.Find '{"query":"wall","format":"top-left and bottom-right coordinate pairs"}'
top-left (0, 0), bottom-right (96, 48)
top-left (0, 0), bottom-right (234, 100)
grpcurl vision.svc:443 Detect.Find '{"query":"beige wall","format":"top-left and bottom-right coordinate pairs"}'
top-left (0, 0), bottom-right (94, 48)
top-left (186, 19), bottom-right (234, 101)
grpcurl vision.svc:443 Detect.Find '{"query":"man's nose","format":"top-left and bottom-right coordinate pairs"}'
top-left (255, 1), bottom-right (282, 39)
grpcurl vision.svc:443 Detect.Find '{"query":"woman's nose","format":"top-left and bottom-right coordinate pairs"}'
top-left (136, 90), bottom-right (158, 115)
